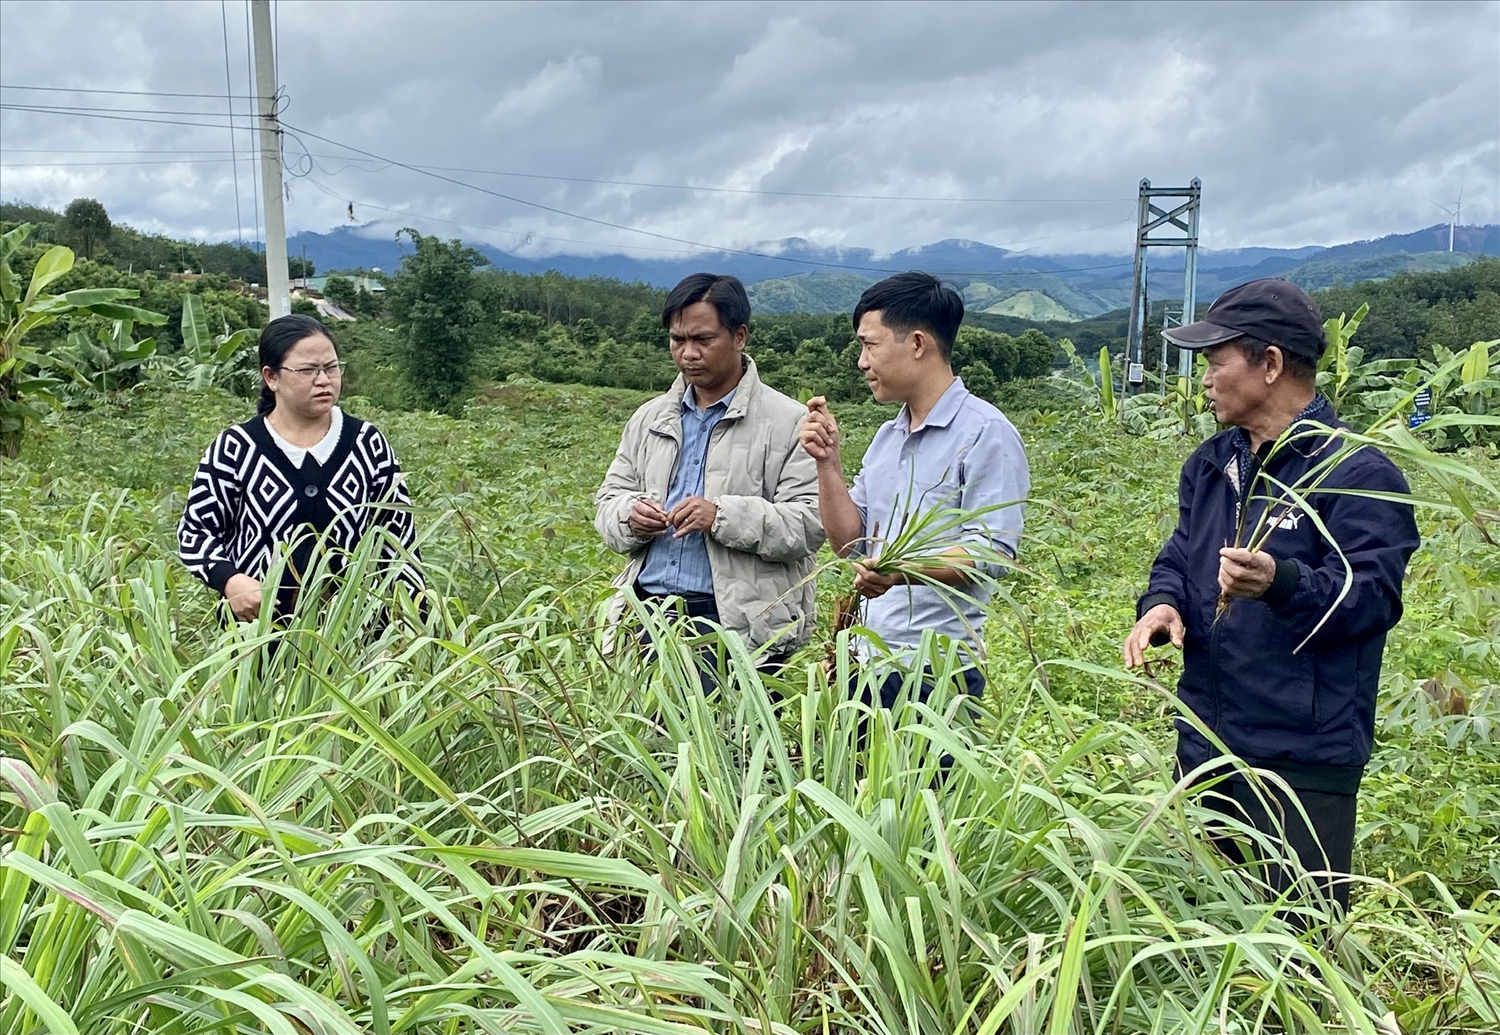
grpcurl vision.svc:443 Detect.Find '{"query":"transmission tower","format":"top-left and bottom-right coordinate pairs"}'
top-left (1124, 178), bottom-right (1201, 395)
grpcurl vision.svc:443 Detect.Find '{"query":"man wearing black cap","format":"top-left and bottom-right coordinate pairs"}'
top-left (1122, 277), bottom-right (1420, 916)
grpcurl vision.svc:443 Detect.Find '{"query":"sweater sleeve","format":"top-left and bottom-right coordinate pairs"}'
top-left (366, 427), bottom-right (424, 594)
top-left (178, 431), bottom-right (244, 595)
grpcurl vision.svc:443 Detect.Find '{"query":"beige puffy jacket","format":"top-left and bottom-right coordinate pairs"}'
top-left (594, 358), bottom-right (824, 651)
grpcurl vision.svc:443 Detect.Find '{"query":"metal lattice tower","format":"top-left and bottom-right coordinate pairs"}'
top-left (1124, 178), bottom-right (1201, 395)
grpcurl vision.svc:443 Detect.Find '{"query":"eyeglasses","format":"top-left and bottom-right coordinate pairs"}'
top-left (279, 361), bottom-right (346, 380)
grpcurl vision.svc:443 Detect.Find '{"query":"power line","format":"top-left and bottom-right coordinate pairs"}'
top-left (0, 103), bottom-right (257, 131)
top-left (284, 122), bottom-right (1134, 277)
top-left (0, 82), bottom-right (258, 100)
top-left (0, 100), bottom-right (260, 119)
top-left (372, 161), bottom-right (1133, 205)
top-left (243, 0), bottom-right (263, 256)
top-left (0, 158), bottom-right (239, 167)
top-left (0, 147), bottom-right (240, 154)
top-left (301, 175), bottom-right (707, 257)
top-left (222, 0), bottom-right (245, 247)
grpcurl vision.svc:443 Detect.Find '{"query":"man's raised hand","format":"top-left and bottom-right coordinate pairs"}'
top-left (799, 396), bottom-right (841, 464)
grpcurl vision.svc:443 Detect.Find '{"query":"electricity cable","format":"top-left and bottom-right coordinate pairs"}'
top-left (0, 83), bottom-right (257, 99)
top-left (0, 103), bottom-right (258, 131)
top-left (221, 0), bottom-right (245, 246)
top-left (243, 0), bottom-right (263, 254)
top-left (281, 121), bottom-right (1134, 277)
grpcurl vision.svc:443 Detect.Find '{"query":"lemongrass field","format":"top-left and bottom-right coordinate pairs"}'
top-left (2, 381), bottom-right (1498, 1034)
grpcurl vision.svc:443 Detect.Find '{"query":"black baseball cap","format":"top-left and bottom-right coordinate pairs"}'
top-left (1162, 278), bottom-right (1326, 360)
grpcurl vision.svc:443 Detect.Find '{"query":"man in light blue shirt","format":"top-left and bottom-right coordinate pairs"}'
top-left (800, 271), bottom-right (1029, 706)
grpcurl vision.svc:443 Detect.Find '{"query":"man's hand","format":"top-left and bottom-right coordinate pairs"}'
top-left (628, 497), bottom-right (669, 538)
top-left (799, 396), bottom-right (842, 465)
top-left (1218, 547), bottom-right (1276, 600)
top-left (667, 496), bottom-right (717, 537)
top-left (1123, 602), bottom-right (1185, 669)
top-left (223, 573), bottom-right (264, 622)
top-left (853, 561), bottom-right (902, 599)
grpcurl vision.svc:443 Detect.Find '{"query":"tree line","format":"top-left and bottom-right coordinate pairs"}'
top-left (349, 230), bottom-right (1066, 412)
top-left (5, 198), bottom-right (1493, 419)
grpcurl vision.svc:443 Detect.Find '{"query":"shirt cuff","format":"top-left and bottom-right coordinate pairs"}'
top-left (207, 562), bottom-right (239, 595)
top-left (1260, 559), bottom-right (1300, 609)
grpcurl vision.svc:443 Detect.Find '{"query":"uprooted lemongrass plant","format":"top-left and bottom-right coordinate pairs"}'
top-left (833, 485), bottom-right (1032, 649)
top-left (1217, 345), bottom-right (1500, 638)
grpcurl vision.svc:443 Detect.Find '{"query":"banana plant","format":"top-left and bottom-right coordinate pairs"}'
top-left (53, 321), bottom-right (158, 407)
top-left (148, 293), bottom-right (259, 396)
top-left (1, 224), bottom-right (165, 457)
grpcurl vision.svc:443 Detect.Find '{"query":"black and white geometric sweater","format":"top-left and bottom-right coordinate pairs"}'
top-left (178, 413), bottom-right (421, 613)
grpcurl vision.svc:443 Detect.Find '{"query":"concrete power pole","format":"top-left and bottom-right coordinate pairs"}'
top-left (1124, 178), bottom-right (1201, 398)
top-left (251, 0), bottom-right (290, 319)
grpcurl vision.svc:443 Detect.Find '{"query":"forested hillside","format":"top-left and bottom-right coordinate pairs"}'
top-left (5, 198), bottom-right (1495, 421)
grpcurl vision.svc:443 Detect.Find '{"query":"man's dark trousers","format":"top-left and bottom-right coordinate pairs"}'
top-left (1195, 771), bottom-right (1358, 916)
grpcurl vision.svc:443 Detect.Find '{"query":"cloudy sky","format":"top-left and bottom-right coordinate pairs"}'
top-left (2, 0), bottom-right (1496, 259)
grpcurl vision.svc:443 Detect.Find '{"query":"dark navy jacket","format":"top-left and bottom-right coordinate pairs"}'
top-left (1139, 397), bottom-right (1420, 793)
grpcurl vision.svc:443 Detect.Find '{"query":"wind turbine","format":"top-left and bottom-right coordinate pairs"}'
top-left (1431, 187), bottom-right (1464, 252)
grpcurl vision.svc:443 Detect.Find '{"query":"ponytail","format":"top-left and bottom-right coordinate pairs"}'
top-left (256, 313), bottom-right (329, 417)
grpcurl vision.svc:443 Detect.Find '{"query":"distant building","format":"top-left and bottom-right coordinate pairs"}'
top-left (290, 274), bottom-right (385, 294)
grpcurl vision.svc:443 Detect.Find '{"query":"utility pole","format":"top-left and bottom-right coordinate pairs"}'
top-left (251, 0), bottom-right (290, 319)
top-left (1124, 178), bottom-right (1201, 398)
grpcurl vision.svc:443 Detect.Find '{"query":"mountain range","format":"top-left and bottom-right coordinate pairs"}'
top-left (289, 222), bottom-right (1500, 320)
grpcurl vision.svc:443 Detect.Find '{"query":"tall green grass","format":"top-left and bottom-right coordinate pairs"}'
top-left (3, 508), bottom-right (1497, 1034)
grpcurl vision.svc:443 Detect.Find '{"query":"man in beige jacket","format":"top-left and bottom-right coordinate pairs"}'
top-left (595, 273), bottom-right (823, 667)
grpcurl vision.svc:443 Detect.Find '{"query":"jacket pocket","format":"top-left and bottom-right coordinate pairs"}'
top-left (1218, 603), bottom-right (1318, 733)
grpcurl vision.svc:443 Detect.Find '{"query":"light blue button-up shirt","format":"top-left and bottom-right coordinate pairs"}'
top-left (637, 386), bottom-right (736, 597)
top-left (849, 377), bottom-right (1029, 655)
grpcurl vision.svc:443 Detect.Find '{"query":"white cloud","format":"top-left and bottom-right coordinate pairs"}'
top-left (484, 54), bottom-right (603, 127)
top-left (1, 0), bottom-right (1495, 255)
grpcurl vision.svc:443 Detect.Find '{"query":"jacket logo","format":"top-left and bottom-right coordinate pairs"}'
top-left (1276, 510), bottom-right (1302, 531)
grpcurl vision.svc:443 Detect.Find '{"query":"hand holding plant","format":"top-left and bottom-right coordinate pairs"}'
top-left (1218, 547), bottom-right (1276, 599)
top-left (627, 496), bottom-right (668, 537)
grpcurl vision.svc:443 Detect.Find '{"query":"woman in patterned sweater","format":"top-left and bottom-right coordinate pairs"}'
top-left (178, 314), bottom-right (421, 621)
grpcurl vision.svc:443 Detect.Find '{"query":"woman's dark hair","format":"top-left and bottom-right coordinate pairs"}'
top-left (661, 273), bottom-right (751, 335)
top-left (852, 271), bottom-right (965, 359)
top-left (257, 314), bottom-right (331, 415)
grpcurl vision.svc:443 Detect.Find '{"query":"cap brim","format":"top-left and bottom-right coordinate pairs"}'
top-left (1161, 320), bottom-right (1243, 349)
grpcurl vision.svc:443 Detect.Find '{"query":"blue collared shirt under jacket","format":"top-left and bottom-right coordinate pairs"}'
top-left (1138, 394), bottom-right (1421, 794)
top-left (636, 386), bottom-right (736, 597)
top-left (850, 377), bottom-right (1029, 657)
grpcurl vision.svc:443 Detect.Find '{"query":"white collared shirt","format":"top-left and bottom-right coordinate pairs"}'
top-left (263, 407), bottom-right (343, 469)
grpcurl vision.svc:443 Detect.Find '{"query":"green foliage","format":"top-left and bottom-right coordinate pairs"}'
top-left (322, 273), bottom-right (357, 309)
top-left (59, 198), bottom-right (111, 261)
top-left (386, 229), bottom-right (487, 412)
top-left (2, 199), bottom-right (269, 283)
top-left (3, 382), bottom-right (1499, 1032)
top-left (1313, 257), bottom-right (1500, 360)
top-left (1, 225), bottom-right (166, 457)
top-left (53, 320), bottom-right (157, 405)
top-left (146, 293), bottom-right (259, 397)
